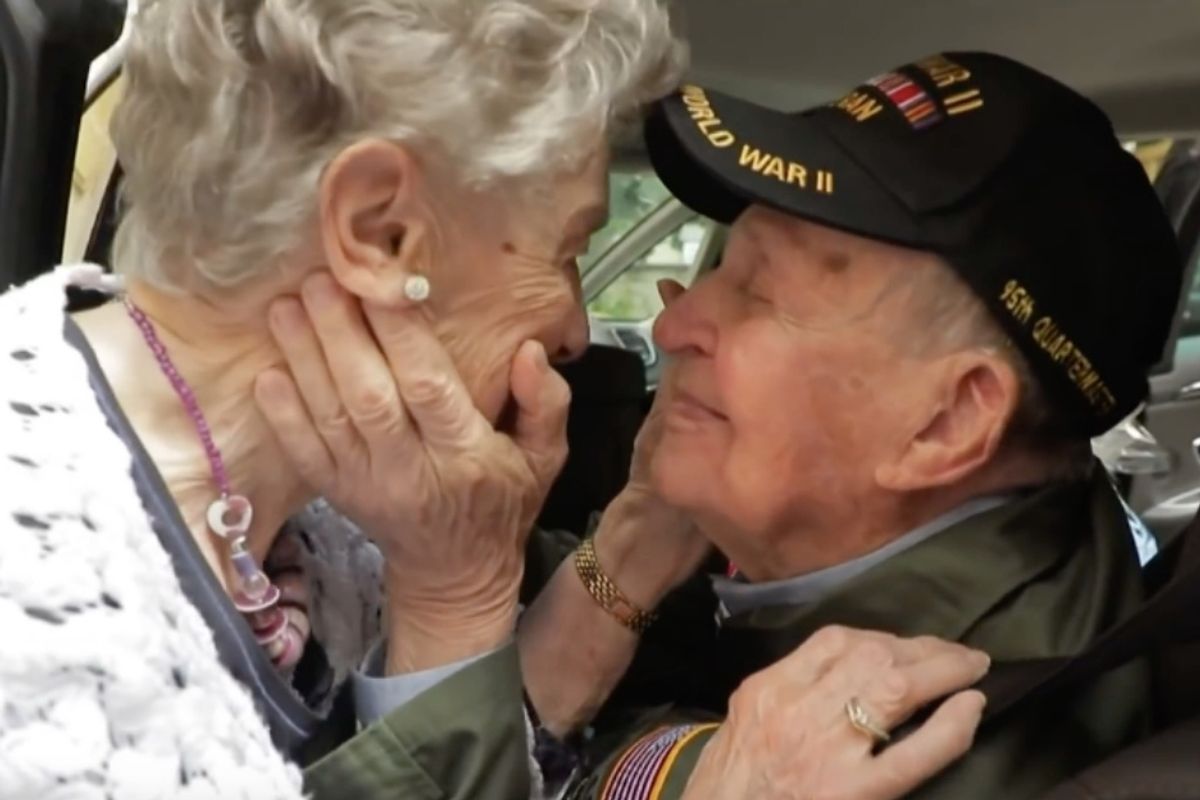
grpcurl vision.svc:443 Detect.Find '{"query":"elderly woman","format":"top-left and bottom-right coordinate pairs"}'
top-left (0, 0), bottom-right (988, 798)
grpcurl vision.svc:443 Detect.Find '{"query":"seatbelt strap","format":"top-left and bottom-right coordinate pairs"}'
top-left (973, 523), bottom-right (1200, 731)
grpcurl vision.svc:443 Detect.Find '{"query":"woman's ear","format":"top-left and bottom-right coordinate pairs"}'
top-left (876, 352), bottom-right (1021, 491)
top-left (318, 138), bottom-right (434, 307)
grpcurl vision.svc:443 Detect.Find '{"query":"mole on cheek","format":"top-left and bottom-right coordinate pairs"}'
top-left (823, 252), bottom-right (851, 274)
top-left (501, 242), bottom-right (518, 255)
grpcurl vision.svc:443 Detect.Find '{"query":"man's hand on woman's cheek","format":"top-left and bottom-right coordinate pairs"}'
top-left (593, 382), bottom-right (713, 609)
top-left (597, 280), bottom-right (712, 605)
top-left (253, 272), bottom-right (571, 674)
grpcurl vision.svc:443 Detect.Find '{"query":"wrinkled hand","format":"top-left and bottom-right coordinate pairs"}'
top-left (682, 626), bottom-right (989, 800)
top-left (594, 279), bottom-right (710, 603)
top-left (626, 278), bottom-right (687, 499)
top-left (255, 273), bottom-right (570, 670)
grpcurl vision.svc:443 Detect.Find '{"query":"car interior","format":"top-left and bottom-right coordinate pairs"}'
top-left (4, 0), bottom-right (1200, 795)
top-left (0, 0), bottom-right (122, 285)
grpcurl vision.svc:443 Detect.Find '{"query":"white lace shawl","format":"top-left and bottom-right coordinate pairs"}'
top-left (0, 266), bottom-right (384, 800)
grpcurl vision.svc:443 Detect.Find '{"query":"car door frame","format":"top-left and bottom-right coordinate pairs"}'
top-left (0, 0), bottom-right (123, 286)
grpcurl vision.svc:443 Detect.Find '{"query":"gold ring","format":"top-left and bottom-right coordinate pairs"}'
top-left (845, 697), bottom-right (891, 744)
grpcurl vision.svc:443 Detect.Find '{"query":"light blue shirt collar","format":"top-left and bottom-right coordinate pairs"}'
top-left (711, 495), bottom-right (1016, 619)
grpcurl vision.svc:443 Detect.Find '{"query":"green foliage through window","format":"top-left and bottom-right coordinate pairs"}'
top-left (589, 217), bottom-right (709, 320)
top-left (580, 172), bottom-right (672, 274)
top-left (584, 171), bottom-right (713, 322)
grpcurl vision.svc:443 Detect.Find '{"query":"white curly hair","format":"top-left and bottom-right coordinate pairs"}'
top-left (111, 0), bottom-right (687, 290)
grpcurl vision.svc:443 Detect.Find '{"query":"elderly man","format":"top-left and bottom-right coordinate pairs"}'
top-left (517, 52), bottom-right (1181, 799)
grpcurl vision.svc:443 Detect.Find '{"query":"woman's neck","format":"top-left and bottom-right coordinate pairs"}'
top-left (74, 282), bottom-right (314, 591)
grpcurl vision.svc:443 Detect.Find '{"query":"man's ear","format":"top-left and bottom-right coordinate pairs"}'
top-left (318, 138), bottom-right (434, 307)
top-left (876, 352), bottom-right (1021, 491)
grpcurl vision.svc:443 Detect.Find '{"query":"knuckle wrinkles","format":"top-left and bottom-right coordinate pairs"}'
top-left (315, 408), bottom-right (352, 436)
top-left (351, 385), bottom-right (397, 419)
top-left (876, 667), bottom-right (911, 706)
top-left (408, 374), bottom-right (454, 407)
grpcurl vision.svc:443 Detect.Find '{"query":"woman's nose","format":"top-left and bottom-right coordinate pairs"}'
top-left (552, 300), bottom-right (591, 363)
top-left (550, 258), bottom-right (590, 363)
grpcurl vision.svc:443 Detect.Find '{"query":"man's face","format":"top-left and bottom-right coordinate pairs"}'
top-left (429, 149), bottom-right (609, 424)
top-left (651, 206), bottom-right (948, 572)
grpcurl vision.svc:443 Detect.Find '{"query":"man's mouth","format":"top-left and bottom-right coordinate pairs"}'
top-left (667, 387), bottom-right (727, 424)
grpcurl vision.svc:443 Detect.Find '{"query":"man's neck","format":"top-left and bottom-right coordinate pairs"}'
top-left (706, 475), bottom-right (1037, 583)
top-left (74, 282), bottom-right (314, 591)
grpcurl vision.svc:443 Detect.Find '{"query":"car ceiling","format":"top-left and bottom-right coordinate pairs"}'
top-left (676, 0), bottom-right (1200, 136)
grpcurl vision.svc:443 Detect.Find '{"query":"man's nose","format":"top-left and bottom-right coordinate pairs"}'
top-left (653, 276), bottom-right (717, 357)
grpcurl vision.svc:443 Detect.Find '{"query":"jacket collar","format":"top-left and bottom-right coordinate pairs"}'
top-left (715, 467), bottom-right (1135, 667)
top-left (711, 494), bottom-right (1017, 618)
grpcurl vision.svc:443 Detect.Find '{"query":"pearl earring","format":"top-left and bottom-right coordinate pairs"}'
top-left (403, 275), bottom-right (431, 303)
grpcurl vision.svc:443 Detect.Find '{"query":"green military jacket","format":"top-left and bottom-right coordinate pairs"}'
top-left (303, 643), bottom-right (531, 800)
top-left (567, 469), bottom-right (1152, 800)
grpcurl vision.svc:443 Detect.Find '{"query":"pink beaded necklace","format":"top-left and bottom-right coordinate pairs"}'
top-left (123, 296), bottom-right (290, 666)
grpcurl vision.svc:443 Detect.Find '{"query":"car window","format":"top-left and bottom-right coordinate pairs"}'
top-left (588, 214), bottom-right (714, 322)
top-left (1145, 139), bottom-right (1200, 363)
top-left (1129, 138), bottom-right (1175, 183)
top-left (580, 171), bottom-right (674, 275)
top-left (1174, 246), bottom-right (1200, 348)
top-left (583, 169), bottom-right (719, 323)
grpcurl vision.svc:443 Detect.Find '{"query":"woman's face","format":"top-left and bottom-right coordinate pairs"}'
top-left (426, 150), bottom-right (609, 424)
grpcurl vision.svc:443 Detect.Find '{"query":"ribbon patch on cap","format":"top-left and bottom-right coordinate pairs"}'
top-left (868, 72), bottom-right (943, 130)
top-left (834, 54), bottom-right (986, 129)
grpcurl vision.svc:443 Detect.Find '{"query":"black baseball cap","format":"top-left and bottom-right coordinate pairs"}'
top-left (645, 52), bottom-right (1182, 437)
